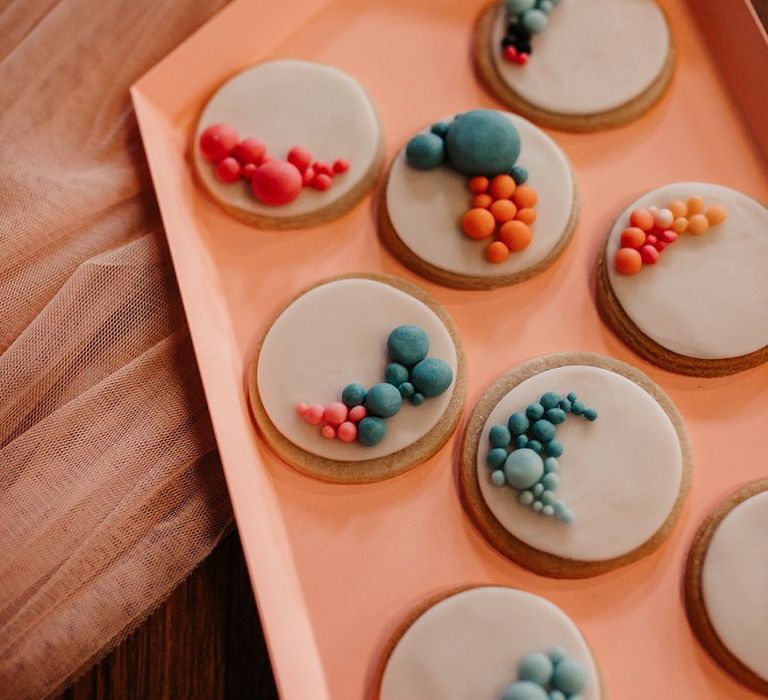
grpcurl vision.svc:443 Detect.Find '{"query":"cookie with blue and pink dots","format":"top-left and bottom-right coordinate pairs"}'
top-left (459, 352), bottom-right (691, 577)
top-left (248, 273), bottom-right (467, 483)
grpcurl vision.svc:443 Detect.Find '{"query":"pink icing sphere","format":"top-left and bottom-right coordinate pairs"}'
top-left (250, 160), bottom-right (303, 206)
top-left (324, 401), bottom-right (348, 426)
top-left (321, 425), bottom-right (336, 439)
top-left (199, 123), bottom-right (239, 162)
top-left (295, 402), bottom-right (308, 416)
top-left (337, 422), bottom-right (357, 443)
top-left (233, 137), bottom-right (266, 165)
top-left (287, 146), bottom-right (313, 173)
top-left (305, 404), bottom-right (325, 425)
top-left (348, 405), bottom-right (367, 423)
top-left (214, 157), bottom-right (241, 183)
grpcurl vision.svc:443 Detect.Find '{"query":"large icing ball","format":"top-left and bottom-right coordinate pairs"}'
top-left (410, 358), bottom-right (453, 397)
top-left (505, 0), bottom-right (536, 13)
top-left (357, 416), bottom-right (387, 446)
top-left (519, 652), bottom-right (554, 686)
top-left (406, 133), bottom-right (445, 170)
top-left (364, 383), bottom-right (403, 418)
top-left (387, 325), bottom-right (429, 366)
top-left (500, 681), bottom-right (548, 700)
top-left (553, 658), bottom-right (587, 694)
top-left (250, 160), bottom-right (303, 206)
top-left (444, 110), bottom-right (521, 177)
top-left (504, 448), bottom-right (544, 489)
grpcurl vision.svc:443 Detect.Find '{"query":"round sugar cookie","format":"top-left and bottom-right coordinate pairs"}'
top-left (193, 59), bottom-right (384, 228)
top-left (248, 274), bottom-right (467, 483)
top-left (376, 586), bottom-right (602, 700)
top-left (684, 481), bottom-right (768, 696)
top-left (380, 110), bottom-right (578, 289)
top-left (474, 0), bottom-right (675, 131)
top-left (596, 183), bottom-right (768, 376)
top-left (459, 353), bottom-right (691, 578)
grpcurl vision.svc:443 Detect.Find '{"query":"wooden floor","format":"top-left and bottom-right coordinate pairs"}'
top-left (58, 532), bottom-right (278, 699)
top-left (60, 2), bottom-right (768, 698)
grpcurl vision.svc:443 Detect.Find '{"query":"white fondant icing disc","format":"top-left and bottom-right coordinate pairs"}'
top-left (490, 0), bottom-right (670, 115)
top-left (476, 365), bottom-right (683, 561)
top-left (380, 587), bottom-right (601, 700)
top-left (701, 491), bottom-right (768, 682)
top-left (194, 59), bottom-right (380, 218)
top-left (257, 278), bottom-right (458, 461)
top-left (606, 183), bottom-right (768, 360)
top-left (386, 112), bottom-right (574, 279)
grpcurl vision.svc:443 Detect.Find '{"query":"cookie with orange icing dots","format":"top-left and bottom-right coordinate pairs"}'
top-left (380, 109), bottom-right (578, 290)
top-left (193, 59), bottom-right (384, 229)
top-left (597, 183), bottom-right (768, 376)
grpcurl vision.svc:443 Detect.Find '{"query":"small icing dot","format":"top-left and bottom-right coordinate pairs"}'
top-left (321, 424), bottom-right (336, 439)
top-left (336, 421), bottom-right (357, 443)
top-left (305, 404), bottom-right (325, 425)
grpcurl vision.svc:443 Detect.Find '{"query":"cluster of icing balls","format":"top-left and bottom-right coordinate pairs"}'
top-left (462, 175), bottom-right (539, 263)
top-left (486, 391), bottom-right (597, 523)
top-left (501, 0), bottom-right (562, 66)
top-left (198, 123), bottom-right (349, 207)
top-left (614, 196), bottom-right (728, 275)
top-left (296, 326), bottom-right (453, 447)
top-left (405, 110), bottom-right (534, 265)
top-left (501, 648), bottom-right (587, 700)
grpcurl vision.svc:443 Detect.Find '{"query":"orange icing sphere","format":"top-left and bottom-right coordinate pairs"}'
top-left (473, 193), bottom-right (493, 209)
top-left (687, 213), bottom-right (710, 235)
top-left (705, 204), bottom-right (728, 226)
top-left (615, 247), bottom-right (643, 275)
top-left (512, 185), bottom-right (538, 209)
top-left (499, 220), bottom-right (532, 252)
top-left (489, 174), bottom-right (516, 200)
top-left (668, 200), bottom-right (687, 219)
top-left (629, 208), bottom-right (654, 231)
top-left (462, 208), bottom-right (496, 240)
top-left (516, 207), bottom-right (537, 225)
top-left (672, 217), bottom-right (689, 234)
top-left (469, 176), bottom-right (489, 194)
top-left (486, 241), bottom-right (511, 263)
top-left (686, 196), bottom-right (705, 216)
top-left (620, 227), bottom-right (646, 249)
top-left (490, 199), bottom-right (518, 223)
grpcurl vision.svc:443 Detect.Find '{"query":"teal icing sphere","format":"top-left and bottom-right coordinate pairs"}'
top-left (387, 325), bottom-right (429, 366)
top-left (341, 383), bottom-right (366, 408)
top-left (516, 434), bottom-right (529, 448)
top-left (506, 0), bottom-right (535, 13)
top-left (546, 440), bottom-right (563, 458)
top-left (405, 132), bottom-right (445, 170)
top-left (357, 416), bottom-right (387, 446)
top-left (522, 7), bottom-right (549, 32)
top-left (487, 447), bottom-right (508, 469)
top-left (444, 110), bottom-right (521, 177)
top-left (501, 681), bottom-right (548, 700)
top-left (519, 652), bottom-right (554, 686)
top-left (410, 358), bottom-right (453, 397)
top-left (540, 392), bottom-right (561, 410)
top-left (532, 419), bottom-right (556, 442)
top-left (364, 383), bottom-right (403, 418)
top-left (489, 424), bottom-right (512, 448)
top-left (410, 392), bottom-right (425, 406)
top-left (526, 403), bottom-right (545, 421)
top-left (553, 658), bottom-right (587, 695)
top-left (398, 381), bottom-right (415, 398)
top-left (504, 448), bottom-right (544, 489)
top-left (385, 362), bottom-right (409, 387)
top-left (430, 121), bottom-right (450, 138)
top-left (508, 411), bottom-right (529, 435)
top-left (546, 408), bottom-right (566, 425)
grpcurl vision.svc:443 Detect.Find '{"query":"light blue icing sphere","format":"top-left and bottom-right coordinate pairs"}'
top-left (341, 383), bottom-right (366, 408)
top-left (548, 647), bottom-right (566, 664)
top-left (504, 448), bottom-right (544, 489)
top-left (491, 470), bottom-right (507, 487)
top-left (385, 362), bottom-right (409, 387)
top-left (444, 110), bottom-right (521, 177)
top-left (405, 132), bottom-right (445, 170)
top-left (539, 0), bottom-right (554, 12)
top-left (501, 681), bottom-right (548, 700)
top-left (542, 472), bottom-right (559, 490)
top-left (553, 658), bottom-right (587, 694)
top-left (506, 0), bottom-right (536, 13)
top-left (387, 325), bottom-right (429, 366)
top-left (549, 692), bottom-right (566, 700)
top-left (364, 383), bottom-right (403, 418)
top-left (543, 457), bottom-right (559, 474)
top-left (522, 8), bottom-right (549, 32)
top-left (357, 416), bottom-right (387, 446)
top-left (508, 412), bottom-right (530, 435)
top-left (410, 358), bottom-right (453, 397)
top-left (519, 490), bottom-right (534, 505)
top-left (519, 652), bottom-right (554, 686)
top-left (490, 424), bottom-right (512, 448)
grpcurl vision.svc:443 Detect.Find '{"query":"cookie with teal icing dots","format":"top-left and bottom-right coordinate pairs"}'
top-left (249, 273), bottom-right (467, 484)
top-left (459, 352), bottom-right (692, 578)
top-left (380, 109), bottom-right (578, 289)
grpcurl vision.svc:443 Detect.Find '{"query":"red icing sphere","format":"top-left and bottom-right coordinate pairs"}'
top-left (640, 244), bottom-right (660, 265)
top-left (333, 158), bottom-right (350, 174)
top-left (313, 162), bottom-right (332, 177)
top-left (199, 124), bottom-right (239, 162)
top-left (287, 146), bottom-right (313, 173)
top-left (242, 163), bottom-right (258, 179)
top-left (233, 138), bottom-right (266, 165)
top-left (214, 157), bottom-right (242, 182)
top-left (250, 160), bottom-right (303, 206)
top-left (311, 173), bottom-right (332, 191)
top-left (302, 167), bottom-right (315, 186)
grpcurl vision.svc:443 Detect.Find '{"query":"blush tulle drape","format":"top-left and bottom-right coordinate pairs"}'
top-left (0, 1), bottom-right (233, 696)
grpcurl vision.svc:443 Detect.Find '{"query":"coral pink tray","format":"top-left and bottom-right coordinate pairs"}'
top-left (131, 1), bottom-right (768, 698)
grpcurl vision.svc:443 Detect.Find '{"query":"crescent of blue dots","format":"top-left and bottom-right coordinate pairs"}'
top-left (342, 325), bottom-right (453, 447)
top-left (501, 648), bottom-right (587, 700)
top-left (486, 391), bottom-right (597, 523)
top-left (501, 0), bottom-right (562, 66)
